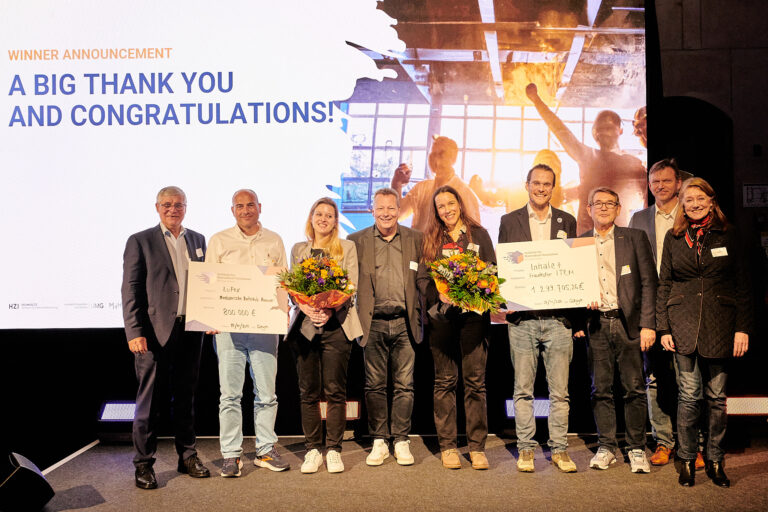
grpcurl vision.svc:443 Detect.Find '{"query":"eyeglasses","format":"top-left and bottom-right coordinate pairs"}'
top-left (158, 202), bottom-right (186, 211)
top-left (589, 201), bottom-right (618, 209)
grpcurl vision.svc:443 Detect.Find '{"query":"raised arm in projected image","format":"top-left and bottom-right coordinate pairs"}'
top-left (525, 83), bottom-right (647, 233)
top-left (391, 136), bottom-right (481, 232)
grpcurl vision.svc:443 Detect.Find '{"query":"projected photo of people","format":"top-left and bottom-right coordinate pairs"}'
top-left (336, 0), bottom-right (647, 237)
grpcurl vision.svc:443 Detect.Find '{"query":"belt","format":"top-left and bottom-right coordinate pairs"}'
top-left (599, 309), bottom-right (621, 319)
top-left (372, 311), bottom-right (406, 320)
top-left (520, 309), bottom-right (561, 320)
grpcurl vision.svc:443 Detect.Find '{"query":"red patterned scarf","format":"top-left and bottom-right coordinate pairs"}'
top-left (685, 213), bottom-right (712, 256)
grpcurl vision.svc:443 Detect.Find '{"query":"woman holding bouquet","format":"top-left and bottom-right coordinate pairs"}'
top-left (417, 185), bottom-right (496, 470)
top-left (286, 197), bottom-right (363, 474)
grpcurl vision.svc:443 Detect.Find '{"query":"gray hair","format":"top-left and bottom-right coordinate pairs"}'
top-left (156, 186), bottom-right (186, 202)
top-left (373, 187), bottom-right (400, 207)
top-left (588, 187), bottom-right (620, 205)
top-left (231, 188), bottom-right (259, 205)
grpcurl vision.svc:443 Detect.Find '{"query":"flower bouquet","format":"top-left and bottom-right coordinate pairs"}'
top-left (429, 251), bottom-right (505, 314)
top-left (279, 255), bottom-right (356, 318)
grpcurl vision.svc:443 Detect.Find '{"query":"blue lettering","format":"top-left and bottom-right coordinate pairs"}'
top-left (8, 75), bottom-right (25, 96)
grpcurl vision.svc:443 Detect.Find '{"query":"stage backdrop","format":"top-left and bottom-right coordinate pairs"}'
top-left (1, 0), bottom-right (646, 329)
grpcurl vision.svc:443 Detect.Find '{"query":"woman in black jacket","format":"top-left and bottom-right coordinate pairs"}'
top-left (657, 177), bottom-right (751, 487)
top-left (417, 185), bottom-right (494, 471)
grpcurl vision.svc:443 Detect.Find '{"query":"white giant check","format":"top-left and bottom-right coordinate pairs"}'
top-left (496, 238), bottom-right (599, 311)
top-left (185, 262), bottom-right (289, 334)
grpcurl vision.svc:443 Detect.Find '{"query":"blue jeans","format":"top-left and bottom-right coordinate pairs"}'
top-left (365, 317), bottom-right (415, 443)
top-left (508, 317), bottom-right (573, 453)
top-left (675, 351), bottom-right (728, 461)
top-left (214, 332), bottom-right (279, 458)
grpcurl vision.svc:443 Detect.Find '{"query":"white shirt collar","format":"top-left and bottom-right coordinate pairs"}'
top-left (595, 224), bottom-right (615, 240)
top-left (654, 200), bottom-right (679, 219)
top-left (160, 222), bottom-right (185, 238)
top-left (526, 203), bottom-right (552, 221)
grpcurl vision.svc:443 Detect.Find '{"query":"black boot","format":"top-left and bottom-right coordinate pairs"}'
top-left (705, 460), bottom-right (730, 487)
top-left (678, 459), bottom-right (695, 487)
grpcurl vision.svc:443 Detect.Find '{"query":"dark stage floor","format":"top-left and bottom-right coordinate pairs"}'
top-left (41, 435), bottom-right (768, 512)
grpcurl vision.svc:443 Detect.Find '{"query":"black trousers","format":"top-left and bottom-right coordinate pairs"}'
top-left (428, 308), bottom-right (488, 452)
top-left (290, 324), bottom-right (352, 452)
top-left (133, 320), bottom-right (203, 466)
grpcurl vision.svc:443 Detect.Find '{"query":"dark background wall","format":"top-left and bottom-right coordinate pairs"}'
top-left (3, 0), bottom-right (768, 471)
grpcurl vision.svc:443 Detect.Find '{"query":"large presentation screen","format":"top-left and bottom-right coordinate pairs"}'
top-left (0, 1), bottom-right (646, 329)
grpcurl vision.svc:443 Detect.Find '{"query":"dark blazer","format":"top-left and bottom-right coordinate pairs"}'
top-left (497, 205), bottom-right (581, 328)
top-left (656, 224), bottom-right (752, 358)
top-left (416, 225), bottom-right (495, 314)
top-left (285, 239), bottom-right (363, 343)
top-left (498, 205), bottom-right (577, 245)
top-left (121, 224), bottom-right (206, 346)
top-left (348, 225), bottom-right (423, 347)
top-left (581, 226), bottom-right (658, 339)
top-left (628, 205), bottom-right (659, 263)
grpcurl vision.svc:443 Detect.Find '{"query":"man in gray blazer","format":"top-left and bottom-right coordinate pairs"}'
top-left (122, 186), bottom-right (210, 489)
top-left (498, 164), bottom-right (582, 473)
top-left (348, 188), bottom-right (423, 467)
top-left (628, 158), bottom-right (684, 466)
top-left (582, 187), bottom-right (657, 474)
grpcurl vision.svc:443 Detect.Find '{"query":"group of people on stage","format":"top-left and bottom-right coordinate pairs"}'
top-left (122, 145), bottom-right (751, 489)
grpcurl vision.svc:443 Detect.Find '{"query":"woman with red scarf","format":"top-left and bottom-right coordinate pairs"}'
top-left (656, 177), bottom-right (752, 487)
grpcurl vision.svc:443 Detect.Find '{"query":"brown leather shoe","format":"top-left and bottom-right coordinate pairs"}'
top-left (441, 449), bottom-right (461, 469)
top-left (695, 451), bottom-right (705, 470)
top-left (470, 451), bottom-right (489, 470)
top-left (650, 445), bottom-right (672, 466)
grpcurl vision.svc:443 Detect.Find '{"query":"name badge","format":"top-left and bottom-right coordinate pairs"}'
top-left (711, 247), bottom-right (728, 257)
top-left (409, 260), bottom-right (418, 271)
top-left (556, 229), bottom-right (567, 239)
top-left (620, 264), bottom-right (631, 276)
top-left (467, 243), bottom-right (480, 252)
top-left (195, 247), bottom-right (204, 258)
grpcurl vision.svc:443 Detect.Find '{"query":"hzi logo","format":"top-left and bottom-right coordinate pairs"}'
top-left (8, 303), bottom-right (19, 309)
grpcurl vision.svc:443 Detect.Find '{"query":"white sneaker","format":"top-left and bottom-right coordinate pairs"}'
top-left (326, 450), bottom-right (344, 473)
top-left (394, 440), bottom-right (415, 466)
top-left (300, 449), bottom-right (323, 474)
top-left (629, 449), bottom-right (651, 474)
top-left (589, 447), bottom-right (617, 470)
top-left (366, 439), bottom-right (390, 466)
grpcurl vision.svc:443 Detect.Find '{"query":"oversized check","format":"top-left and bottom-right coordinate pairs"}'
top-left (496, 238), bottom-right (599, 311)
top-left (185, 262), bottom-right (289, 334)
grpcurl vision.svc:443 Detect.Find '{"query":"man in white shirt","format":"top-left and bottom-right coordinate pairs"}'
top-left (206, 189), bottom-right (290, 477)
top-left (629, 159), bottom-right (684, 466)
top-left (122, 186), bottom-right (210, 489)
top-left (497, 165), bottom-right (582, 473)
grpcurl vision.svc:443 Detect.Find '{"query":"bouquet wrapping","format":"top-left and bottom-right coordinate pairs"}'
top-left (279, 255), bottom-right (356, 312)
top-left (429, 251), bottom-right (505, 314)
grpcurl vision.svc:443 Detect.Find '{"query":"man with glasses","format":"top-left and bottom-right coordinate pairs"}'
top-left (206, 189), bottom-right (290, 477)
top-left (122, 186), bottom-right (210, 489)
top-left (498, 164), bottom-right (582, 473)
top-left (582, 188), bottom-right (657, 474)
